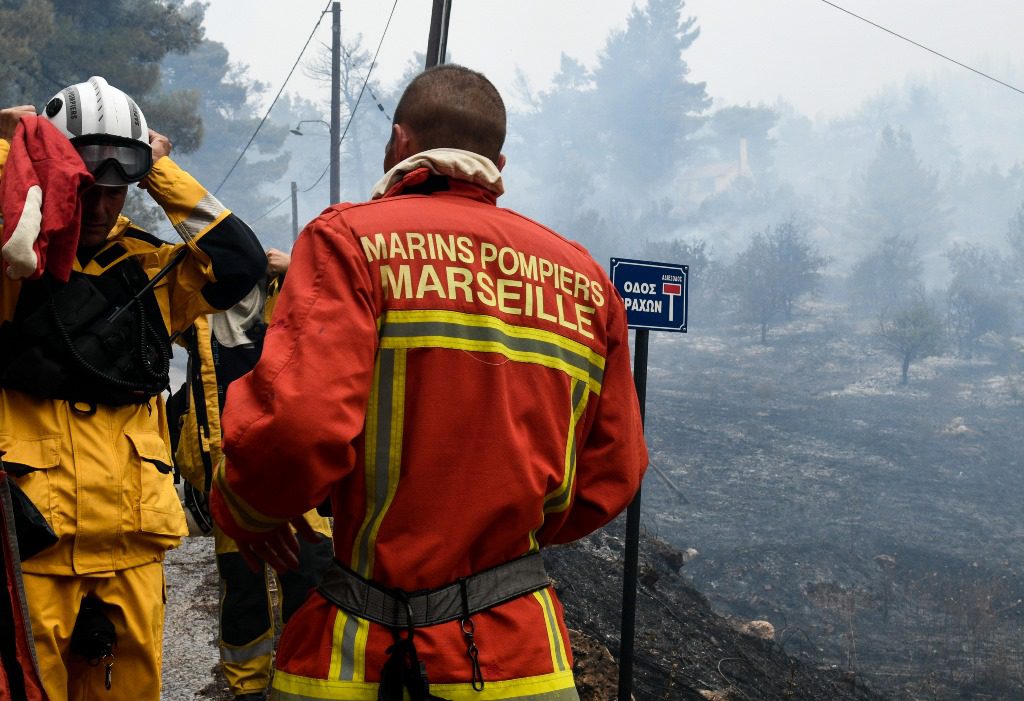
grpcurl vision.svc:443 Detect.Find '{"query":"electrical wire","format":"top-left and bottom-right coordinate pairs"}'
top-left (302, 0), bottom-right (400, 194)
top-left (251, 193), bottom-right (291, 223)
top-left (341, 43), bottom-right (393, 120)
top-left (248, 0), bottom-right (400, 222)
top-left (213, 0), bottom-right (334, 196)
top-left (817, 0), bottom-right (1024, 98)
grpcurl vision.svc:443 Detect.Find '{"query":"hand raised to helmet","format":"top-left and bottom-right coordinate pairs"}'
top-left (148, 129), bottom-right (172, 162)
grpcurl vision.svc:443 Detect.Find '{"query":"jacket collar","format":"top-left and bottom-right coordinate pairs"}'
top-left (370, 148), bottom-right (504, 201)
top-left (73, 216), bottom-right (133, 271)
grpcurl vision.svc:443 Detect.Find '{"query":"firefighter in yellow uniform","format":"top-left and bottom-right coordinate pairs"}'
top-left (0, 78), bottom-right (266, 701)
top-left (170, 247), bottom-right (332, 701)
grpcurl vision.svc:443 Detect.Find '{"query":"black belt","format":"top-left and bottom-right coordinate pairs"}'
top-left (317, 553), bottom-right (549, 628)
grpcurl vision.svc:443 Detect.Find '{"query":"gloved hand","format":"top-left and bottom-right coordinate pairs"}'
top-left (235, 516), bottom-right (321, 573)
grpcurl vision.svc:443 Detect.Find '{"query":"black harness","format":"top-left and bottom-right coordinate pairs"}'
top-left (317, 553), bottom-right (550, 700)
top-left (0, 254), bottom-right (172, 406)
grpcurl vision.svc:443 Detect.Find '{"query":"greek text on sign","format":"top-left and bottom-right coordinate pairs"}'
top-left (610, 257), bottom-right (688, 332)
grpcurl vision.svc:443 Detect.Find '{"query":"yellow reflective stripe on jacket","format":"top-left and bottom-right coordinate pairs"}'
top-left (351, 349), bottom-right (407, 578)
top-left (141, 158), bottom-right (228, 244)
top-left (327, 609), bottom-right (370, 682)
top-left (528, 379), bottom-right (590, 552)
top-left (545, 379), bottom-right (588, 515)
top-left (213, 457), bottom-right (285, 533)
top-left (532, 590), bottom-right (571, 674)
top-left (378, 310), bottom-right (605, 394)
top-left (272, 669), bottom-right (579, 700)
top-left (265, 276), bottom-right (283, 323)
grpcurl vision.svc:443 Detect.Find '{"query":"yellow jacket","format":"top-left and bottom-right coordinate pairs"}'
top-left (173, 279), bottom-right (331, 546)
top-left (0, 139), bottom-right (266, 575)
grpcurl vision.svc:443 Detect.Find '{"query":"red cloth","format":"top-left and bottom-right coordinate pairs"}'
top-left (211, 166), bottom-right (647, 687)
top-left (0, 115), bottom-right (93, 282)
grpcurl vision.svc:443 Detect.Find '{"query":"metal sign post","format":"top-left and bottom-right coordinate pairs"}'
top-left (610, 257), bottom-right (688, 701)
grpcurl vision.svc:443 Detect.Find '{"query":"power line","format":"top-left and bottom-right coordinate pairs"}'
top-left (302, 0), bottom-right (400, 194)
top-left (251, 193), bottom-right (291, 224)
top-left (252, 0), bottom-right (401, 224)
top-left (340, 43), bottom-right (393, 120)
top-left (213, 0), bottom-right (333, 195)
top-left (817, 0), bottom-right (1024, 98)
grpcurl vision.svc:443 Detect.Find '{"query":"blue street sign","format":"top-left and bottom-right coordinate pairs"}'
top-left (610, 257), bottom-right (688, 332)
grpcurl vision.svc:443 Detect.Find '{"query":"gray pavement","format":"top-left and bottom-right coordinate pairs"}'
top-left (161, 536), bottom-right (233, 700)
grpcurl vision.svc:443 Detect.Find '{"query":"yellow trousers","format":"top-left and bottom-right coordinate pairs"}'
top-left (24, 561), bottom-right (165, 701)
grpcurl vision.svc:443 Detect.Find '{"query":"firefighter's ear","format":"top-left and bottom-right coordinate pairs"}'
top-left (384, 123), bottom-right (417, 172)
top-left (496, 154), bottom-right (506, 172)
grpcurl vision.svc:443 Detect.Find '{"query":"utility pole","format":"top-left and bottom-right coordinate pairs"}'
top-left (290, 181), bottom-right (299, 243)
top-left (425, 0), bottom-right (452, 68)
top-left (330, 1), bottom-right (341, 204)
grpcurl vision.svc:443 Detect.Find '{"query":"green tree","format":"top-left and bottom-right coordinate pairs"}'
top-left (508, 3), bottom-right (709, 260)
top-left (848, 235), bottom-right (924, 314)
top-left (643, 236), bottom-right (723, 324)
top-left (848, 126), bottom-right (948, 260)
top-left (301, 34), bottom-right (395, 203)
top-left (0, 0), bottom-right (204, 149)
top-left (506, 55), bottom-right (599, 233)
top-left (728, 219), bottom-right (827, 343)
top-left (159, 40), bottom-right (292, 247)
top-left (729, 232), bottom-right (779, 344)
top-left (944, 243), bottom-right (1012, 358)
top-left (878, 298), bottom-right (944, 385)
top-left (771, 219), bottom-right (829, 320)
top-left (590, 0), bottom-right (710, 194)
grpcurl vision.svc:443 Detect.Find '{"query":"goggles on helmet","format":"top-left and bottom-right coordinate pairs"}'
top-left (71, 134), bottom-right (153, 187)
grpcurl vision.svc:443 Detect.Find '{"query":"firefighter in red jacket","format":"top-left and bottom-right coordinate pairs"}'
top-left (211, 65), bottom-right (648, 701)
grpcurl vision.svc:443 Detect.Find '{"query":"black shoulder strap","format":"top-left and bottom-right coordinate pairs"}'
top-left (186, 328), bottom-right (215, 493)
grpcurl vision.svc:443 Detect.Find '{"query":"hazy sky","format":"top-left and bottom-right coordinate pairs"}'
top-left (201, 0), bottom-right (1024, 119)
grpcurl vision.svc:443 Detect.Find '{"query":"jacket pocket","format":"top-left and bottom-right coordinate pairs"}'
top-left (125, 431), bottom-right (187, 537)
top-left (0, 434), bottom-right (61, 532)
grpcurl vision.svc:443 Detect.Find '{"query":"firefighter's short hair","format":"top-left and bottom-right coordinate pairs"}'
top-left (394, 64), bottom-right (506, 166)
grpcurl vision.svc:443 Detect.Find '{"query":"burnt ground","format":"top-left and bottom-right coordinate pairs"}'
top-left (639, 306), bottom-right (1024, 700)
top-left (546, 529), bottom-right (890, 701)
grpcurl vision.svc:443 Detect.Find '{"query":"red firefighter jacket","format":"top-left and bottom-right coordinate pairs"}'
top-left (211, 150), bottom-right (647, 699)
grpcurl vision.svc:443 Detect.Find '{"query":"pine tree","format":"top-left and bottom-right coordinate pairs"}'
top-left (158, 40), bottom-right (293, 247)
top-left (728, 219), bottom-right (828, 343)
top-left (848, 126), bottom-right (949, 260)
top-left (590, 0), bottom-right (709, 195)
top-left (0, 0), bottom-right (205, 147)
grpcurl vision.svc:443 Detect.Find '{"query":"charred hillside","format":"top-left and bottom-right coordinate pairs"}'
top-left (544, 529), bottom-right (890, 701)
top-left (638, 305), bottom-right (1024, 700)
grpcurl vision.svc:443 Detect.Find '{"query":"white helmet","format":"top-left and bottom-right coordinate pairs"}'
top-left (43, 76), bottom-right (152, 186)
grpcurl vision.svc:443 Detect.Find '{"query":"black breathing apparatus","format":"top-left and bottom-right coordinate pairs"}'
top-left (0, 248), bottom-right (186, 406)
